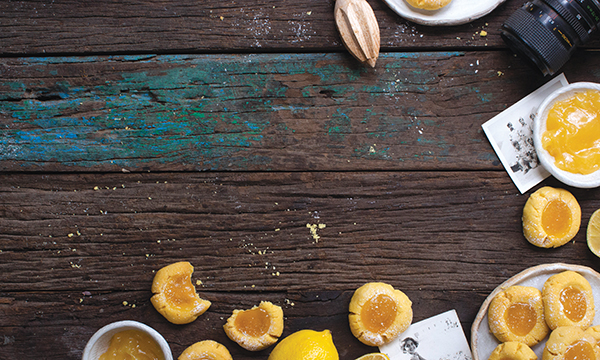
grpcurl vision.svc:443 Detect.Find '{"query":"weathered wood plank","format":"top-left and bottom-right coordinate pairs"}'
top-left (0, 171), bottom-right (599, 359)
top-left (1, 0), bottom-right (599, 55)
top-left (1, 52), bottom-right (599, 172)
top-left (3, 172), bottom-right (598, 293)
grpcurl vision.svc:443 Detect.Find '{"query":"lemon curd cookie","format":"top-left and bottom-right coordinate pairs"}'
top-left (542, 326), bottom-right (600, 360)
top-left (223, 301), bottom-right (284, 351)
top-left (349, 282), bottom-right (413, 346)
top-left (488, 342), bottom-right (538, 360)
top-left (179, 340), bottom-right (233, 360)
top-left (522, 186), bottom-right (581, 248)
top-left (488, 286), bottom-right (550, 346)
top-left (404, 0), bottom-right (452, 10)
top-left (543, 271), bottom-right (594, 330)
top-left (151, 261), bottom-right (211, 325)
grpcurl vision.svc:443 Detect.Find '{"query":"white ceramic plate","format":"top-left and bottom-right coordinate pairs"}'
top-left (382, 0), bottom-right (506, 26)
top-left (533, 82), bottom-right (600, 189)
top-left (471, 263), bottom-right (600, 360)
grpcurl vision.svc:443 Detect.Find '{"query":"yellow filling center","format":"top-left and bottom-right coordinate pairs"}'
top-left (560, 286), bottom-right (587, 322)
top-left (542, 89), bottom-right (600, 175)
top-left (505, 302), bottom-right (536, 336)
top-left (564, 340), bottom-right (595, 360)
top-left (542, 199), bottom-right (572, 238)
top-left (234, 307), bottom-right (271, 337)
top-left (99, 329), bottom-right (164, 360)
top-left (165, 274), bottom-right (198, 310)
top-left (361, 294), bottom-right (397, 333)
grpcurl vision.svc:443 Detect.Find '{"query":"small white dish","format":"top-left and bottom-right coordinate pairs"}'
top-left (471, 263), bottom-right (600, 360)
top-left (381, 0), bottom-right (506, 26)
top-left (533, 82), bottom-right (600, 188)
top-left (82, 320), bottom-right (173, 360)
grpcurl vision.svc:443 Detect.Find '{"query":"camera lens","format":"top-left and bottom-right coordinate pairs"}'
top-left (501, 0), bottom-right (600, 76)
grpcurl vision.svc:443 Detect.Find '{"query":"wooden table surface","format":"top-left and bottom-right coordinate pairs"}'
top-left (1, 1), bottom-right (600, 359)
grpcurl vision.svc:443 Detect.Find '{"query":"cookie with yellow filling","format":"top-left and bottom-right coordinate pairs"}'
top-left (488, 286), bottom-right (550, 346)
top-left (223, 301), bottom-right (284, 351)
top-left (488, 342), bottom-right (538, 360)
top-left (349, 282), bottom-right (413, 346)
top-left (522, 186), bottom-right (581, 248)
top-left (542, 326), bottom-right (600, 360)
top-left (179, 340), bottom-right (232, 360)
top-left (543, 271), bottom-right (594, 330)
top-left (151, 261), bottom-right (211, 325)
top-left (404, 0), bottom-right (452, 10)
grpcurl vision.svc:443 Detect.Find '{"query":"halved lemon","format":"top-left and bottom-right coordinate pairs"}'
top-left (587, 209), bottom-right (600, 257)
top-left (355, 353), bottom-right (390, 360)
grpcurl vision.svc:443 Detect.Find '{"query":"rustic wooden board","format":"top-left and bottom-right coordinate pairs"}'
top-left (1, 51), bottom-right (599, 173)
top-left (1, 171), bottom-right (599, 358)
top-left (1, 0), bottom-right (599, 55)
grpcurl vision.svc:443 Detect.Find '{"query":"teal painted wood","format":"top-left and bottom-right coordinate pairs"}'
top-left (1, 52), bottom-right (598, 172)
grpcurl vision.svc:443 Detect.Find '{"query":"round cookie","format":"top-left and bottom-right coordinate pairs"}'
top-left (542, 271), bottom-right (594, 330)
top-left (542, 326), bottom-right (600, 360)
top-left (488, 286), bottom-right (550, 346)
top-left (349, 282), bottom-right (413, 346)
top-left (223, 301), bottom-right (284, 351)
top-left (488, 342), bottom-right (537, 360)
top-left (522, 186), bottom-right (581, 248)
top-left (404, 0), bottom-right (452, 10)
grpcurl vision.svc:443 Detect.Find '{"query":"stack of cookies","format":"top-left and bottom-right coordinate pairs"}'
top-left (487, 271), bottom-right (597, 360)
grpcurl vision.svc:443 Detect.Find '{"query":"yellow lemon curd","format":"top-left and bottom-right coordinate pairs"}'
top-left (505, 302), bottom-right (536, 336)
top-left (564, 340), bottom-right (595, 360)
top-left (99, 329), bottom-right (164, 360)
top-left (542, 89), bottom-right (600, 175)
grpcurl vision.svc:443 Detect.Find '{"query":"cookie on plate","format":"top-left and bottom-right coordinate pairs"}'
top-left (543, 326), bottom-right (599, 360)
top-left (488, 286), bottom-right (549, 346)
top-left (488, 341), bottom-right (537, 360)
top-left (542, 271), bottom-right (594, 330)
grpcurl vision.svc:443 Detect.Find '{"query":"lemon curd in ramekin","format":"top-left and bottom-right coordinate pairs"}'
top-left (534, 82), bottom-right (600, 188)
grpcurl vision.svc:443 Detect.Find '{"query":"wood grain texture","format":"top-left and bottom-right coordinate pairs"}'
top-left (3, 0), bottom-right (600, 359)
top-left (1, 51), bottom-right (599, 173)
top-left (1, 171), bottom-right (599, 359)
top-left (1, 0), bottom-right (599, 56)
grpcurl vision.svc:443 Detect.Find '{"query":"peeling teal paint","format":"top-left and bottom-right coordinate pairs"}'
top-left (0, 52), bottom-right (481, 170)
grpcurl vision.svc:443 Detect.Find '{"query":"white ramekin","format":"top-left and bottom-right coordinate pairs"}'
top-left (82, 320), bottom-right (173, 360)
top-left (533, 82), bottom-right (600, 188)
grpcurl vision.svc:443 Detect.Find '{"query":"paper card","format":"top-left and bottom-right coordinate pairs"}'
top-left (482, 74), bottom-right (569, 194)
top-left (379, 310), bottom-right (472, 360)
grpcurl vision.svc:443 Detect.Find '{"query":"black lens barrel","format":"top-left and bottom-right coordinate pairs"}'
top-left (501, 0), bottom-right (600, 75)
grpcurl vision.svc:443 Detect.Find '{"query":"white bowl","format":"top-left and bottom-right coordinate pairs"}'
top-left (533, 82), bottom-right (600, 188)
top-left (82, 320), bottom-right (173, 360)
